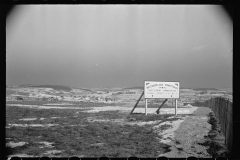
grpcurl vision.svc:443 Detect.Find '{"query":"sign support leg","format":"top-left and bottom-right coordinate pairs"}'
top-left (145, 99), bottom-right (148, 115)
top-left (156, 99), bottom-right (168, 114)
top-left (175, 99), bottom-right (178, 116)
top-left (130, 91), bottom-right (144, 114)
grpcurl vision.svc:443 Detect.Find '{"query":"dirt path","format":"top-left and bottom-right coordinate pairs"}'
top-left (158, 107), bottom-right (212, 158)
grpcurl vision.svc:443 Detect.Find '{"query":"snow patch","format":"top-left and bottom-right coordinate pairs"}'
top-left (44, 103), bottom-right (74, 105)
top-left (8, 123), bottom-right (59, 127)
top-left (7, 141), bottom-right (28, 148)
top-left (153, 117), bottom-right (186, 144)
top-left (51, 117), bottom-right (66, 119)
top-left (38, 141), bottom-right (54, 148)
top-left (44, 150), bottom-right (62, 155)
top-left (19, 118), bottom-right (37, 121)
top-left (7, 104), bottom-right (87, 110)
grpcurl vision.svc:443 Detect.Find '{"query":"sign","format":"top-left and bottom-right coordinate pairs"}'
top-left (144, 81), bottom-right (180, 99)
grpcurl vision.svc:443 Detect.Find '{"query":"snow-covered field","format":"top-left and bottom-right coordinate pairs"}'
top-left (6, 104), bottom-right (89, 110)
top-left (44, 103), bottom-right (74, 105)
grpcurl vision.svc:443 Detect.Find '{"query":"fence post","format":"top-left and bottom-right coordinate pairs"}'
top-left (225, 98), bottom-right (228, 145)
top-left (222, 98), bottom-right (224, 134)
top-left (221, 97), bottom-right (223, 127)
top-left (218, 97), bottom-right (219, 119)
top-left (220, 97), bottom-right (221, 127)
top-left (212, 98), bottom-right (213, 109)
top-left (215, 97), bottom-right (216, 112)
top-left (219, 97), bottom-right (221, 125)
top-left (218, 97), bottom-right (220, 120)
top-left (216, 97), bottom-right (218, 114)
top-left (225, 98), bottom-right (227, 141)
top-left (229, 99), bottom-right (233, 152)
top-left (210, 98), bottom-right (212, 108)
top-left (216, 98), bottom-right (217, 118)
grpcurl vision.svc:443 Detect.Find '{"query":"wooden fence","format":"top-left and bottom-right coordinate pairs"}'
top-left (204, 97), bottom-right (233, 153)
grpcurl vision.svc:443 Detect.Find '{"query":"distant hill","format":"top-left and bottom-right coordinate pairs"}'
top-left (180, 87), bottom-right (192, 89)
top-left (124, 86), bottom-right (194, 90)
top-left (123, 86), bottom-right (144, 90)
top-left (79, 88), bottom-right (92, 92)
top-left (19, 84), bottom-right (35, 87)
top-left (218, 88), bottom-right (232, 92)
top-left (19, 84), bottom-right (72, 91)
top-left (192, 88), bottom-right (219, 91)
top-left (123, 86), bottom-right (220, 91)
top-left (124, 86), bottom-right (192, 90)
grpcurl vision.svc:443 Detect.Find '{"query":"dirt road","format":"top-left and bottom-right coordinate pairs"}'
top-left (158, 107), bottom-right (212, 158)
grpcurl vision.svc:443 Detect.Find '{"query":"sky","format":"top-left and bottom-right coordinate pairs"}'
top-left (6, 5), bottom-right (232, 89)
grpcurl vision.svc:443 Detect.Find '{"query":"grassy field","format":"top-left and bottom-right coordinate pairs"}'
top-left (6, 103), bottom-right (180, 157)
top-left (6, 100), bottom-right (187, 109)
top-left (6, 100), bottom-right (122, 107)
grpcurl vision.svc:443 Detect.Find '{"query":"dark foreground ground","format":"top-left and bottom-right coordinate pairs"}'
top-left (6, 102), bottom-right (229, 158)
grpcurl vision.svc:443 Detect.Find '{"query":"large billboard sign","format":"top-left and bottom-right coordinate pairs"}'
top-left (144, 81), bottom-right (180, 99)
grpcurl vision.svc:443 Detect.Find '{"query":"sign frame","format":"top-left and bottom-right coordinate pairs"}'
top-left (144, 81), bottom-right (180, 99)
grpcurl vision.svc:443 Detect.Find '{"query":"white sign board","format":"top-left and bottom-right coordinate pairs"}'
top-left (144, 81), bottom-right (180, 99)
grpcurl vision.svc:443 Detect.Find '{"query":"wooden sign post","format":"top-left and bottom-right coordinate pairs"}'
top-left (175, 99), bottom-right (178, 116)
top-left (156, 99), bottom-right (168, 114)
top-left (130, 91), bottom-right (144, 114)
top-left (145, 98), bottom-right (148, 115)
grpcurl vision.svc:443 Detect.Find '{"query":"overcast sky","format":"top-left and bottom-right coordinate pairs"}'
top-left (6, 5), bottom-right (232, 89)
